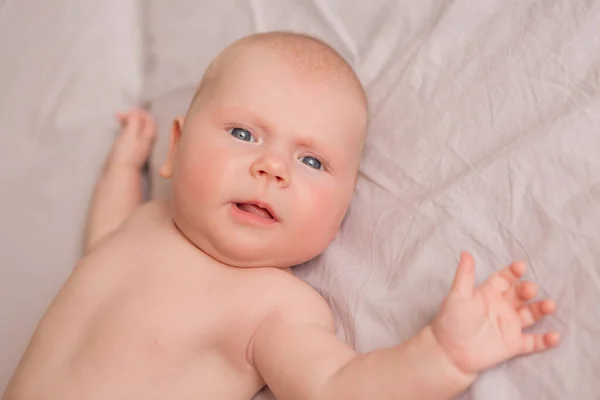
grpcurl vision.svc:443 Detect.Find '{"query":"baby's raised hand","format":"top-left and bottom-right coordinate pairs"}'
top-left (108, 109), bottom-right (156, 171)
top-left (431, 252), bottom-right (560, 374)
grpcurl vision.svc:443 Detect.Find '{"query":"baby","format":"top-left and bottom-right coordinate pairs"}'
top-left (3, 32), bottom-right (559, 400)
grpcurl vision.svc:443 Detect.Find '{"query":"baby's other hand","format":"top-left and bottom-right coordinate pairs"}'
top-left (431, 252), bottom-right (560, 374)
top-left (107, 109), bottom-right (156, 171)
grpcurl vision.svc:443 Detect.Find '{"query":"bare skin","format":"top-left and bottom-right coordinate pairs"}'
top-left (3, 33), bottom-right (560, 400)
top-left (3, 111), bottom-right (302, 399)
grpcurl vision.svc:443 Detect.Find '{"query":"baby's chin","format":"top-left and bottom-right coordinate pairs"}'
top-left (169, 201), bottom-right (336, 269)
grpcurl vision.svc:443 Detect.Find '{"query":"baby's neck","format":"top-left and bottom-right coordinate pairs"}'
top-left (168, 214), bottom-right (294, 275)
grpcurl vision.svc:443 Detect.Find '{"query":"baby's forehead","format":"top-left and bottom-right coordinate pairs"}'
top-left (255, 41), bottom-right (364, 107)
top-left (195, 33), bottom-right (367, 112)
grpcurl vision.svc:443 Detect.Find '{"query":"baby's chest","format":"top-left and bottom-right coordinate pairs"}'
top-left (118, 262), bottom-right (274, 368)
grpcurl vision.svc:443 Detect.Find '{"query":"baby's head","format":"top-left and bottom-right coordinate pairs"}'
top-left (160, 31), bottom-right (367, 268)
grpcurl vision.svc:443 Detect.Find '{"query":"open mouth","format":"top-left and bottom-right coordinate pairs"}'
top-left (234, 202), bottom-right (276, 221)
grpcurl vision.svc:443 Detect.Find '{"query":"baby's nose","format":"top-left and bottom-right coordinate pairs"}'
top-left (250, 155), bottom-right (290, 187)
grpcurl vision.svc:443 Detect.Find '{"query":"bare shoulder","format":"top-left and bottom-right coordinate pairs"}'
top-left (246, 268), bottom-right (355, 396)
top-left (253, 267), bottom-right (335, 330)
top-left (80, 200), bottom-right (172, 260)
top-left (245, 267), bottom-right (336, 364)
top-left (124, 200), bottom-right (171, 224)
top-left (113, 200), bottom-right (174, 237)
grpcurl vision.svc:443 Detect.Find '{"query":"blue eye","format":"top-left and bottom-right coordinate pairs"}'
top-left (229, 128), bottom-right (255, 142)
top-left (300, 156), bottom-right (323, 170)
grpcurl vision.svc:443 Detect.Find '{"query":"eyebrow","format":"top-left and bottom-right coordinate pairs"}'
top-left (213, 106), bottom-right (274, 135)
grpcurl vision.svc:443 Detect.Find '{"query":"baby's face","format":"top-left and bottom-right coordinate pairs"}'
top-left (163, 46), bottom-right (366, 268)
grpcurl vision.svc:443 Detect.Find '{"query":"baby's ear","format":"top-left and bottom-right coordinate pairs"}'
top-left (159, 117), bottom-right (185, 179)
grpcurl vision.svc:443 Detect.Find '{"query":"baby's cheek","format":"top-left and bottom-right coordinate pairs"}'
top-left (300, 184), bottom-right (346, 234)
top-left (175, 150), bottom-right (220, 206)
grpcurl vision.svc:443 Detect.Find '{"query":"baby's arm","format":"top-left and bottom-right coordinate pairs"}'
top-left (252, 253), bottom-right (559, 400)
top-left (84, 110), bottom-right (155, 253)
top-left (252, 306), bottom-right (472, 400)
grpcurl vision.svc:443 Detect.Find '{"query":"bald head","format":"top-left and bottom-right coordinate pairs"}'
top-left (191, 31), bottom-right (367, 112)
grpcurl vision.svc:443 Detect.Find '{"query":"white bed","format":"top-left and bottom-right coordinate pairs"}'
top-left (2, 0), bottom-right (599, 398)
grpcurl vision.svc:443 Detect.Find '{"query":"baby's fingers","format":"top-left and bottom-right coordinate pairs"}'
top-left (498, 261), bottom-right (526, 285)
top-left (140, 112), bottom-right (157, 139)
top-left (521, 332), bottom-right (561, 355)
top-left (451, 252), bottom-right (476, 297)
top-left (116, 111), bottom-right (128, 124)
top-left (483, 261), bottom-right (526, 294)
top-left (504, 281), bottom-right (537, 308)
top-left (519, 299), bottom-right (556, 327)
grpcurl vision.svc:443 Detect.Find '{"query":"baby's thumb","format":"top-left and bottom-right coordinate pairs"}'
top-left (450, 252), bottom-right (476, 297)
